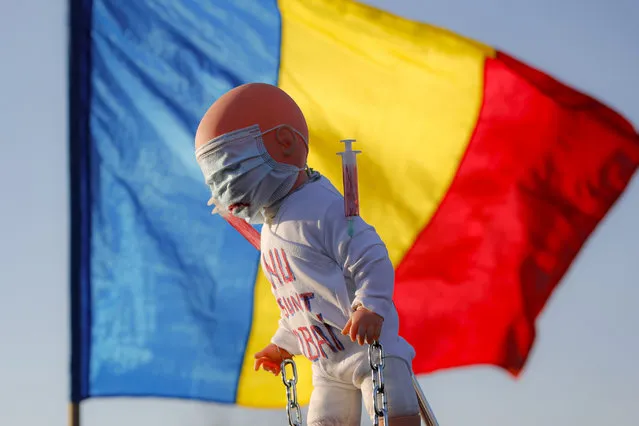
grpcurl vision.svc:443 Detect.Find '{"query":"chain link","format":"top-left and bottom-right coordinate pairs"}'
top-left (281, 358), bottom-right (302, 426)
top-left (279, 344), bottom-right (389, 425)
top-left (368, 341), bottom-right (389, 426)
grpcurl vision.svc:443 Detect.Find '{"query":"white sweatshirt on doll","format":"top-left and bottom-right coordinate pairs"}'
top-left (260, 174), bottom-right (415, 374)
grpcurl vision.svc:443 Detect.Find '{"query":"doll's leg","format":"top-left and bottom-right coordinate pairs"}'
top-left (360, 357), bottom-right (420, 426)
top-left (307, 378), bottom-right (362, 426)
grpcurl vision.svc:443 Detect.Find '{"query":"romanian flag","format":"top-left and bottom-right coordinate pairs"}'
top-left (70, 0), bottom-right (639, 409)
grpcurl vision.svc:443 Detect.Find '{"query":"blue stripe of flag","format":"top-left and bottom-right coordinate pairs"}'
top-left (72, 0), bottom-right (282, 403)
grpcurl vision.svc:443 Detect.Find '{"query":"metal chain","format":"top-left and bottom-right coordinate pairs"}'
top-left (281, 358), bottom-right (302, 426)
top-left (368, 341), bottom-right (389, 426)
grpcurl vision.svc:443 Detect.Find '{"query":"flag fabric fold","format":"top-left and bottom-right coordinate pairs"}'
top-left (70, 0), bottom-right (639, 408)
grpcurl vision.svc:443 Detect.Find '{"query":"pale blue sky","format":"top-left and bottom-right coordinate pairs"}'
top-left (1, 0), bottom-right (637, 425)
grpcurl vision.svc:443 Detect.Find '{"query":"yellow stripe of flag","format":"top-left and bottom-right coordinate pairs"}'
top-left (238, 0), bottom-right (495, 407)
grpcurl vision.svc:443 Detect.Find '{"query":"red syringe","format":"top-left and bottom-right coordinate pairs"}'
top-left (207, 197), bottom-right (261, 250)
top-left (337, 139), bottom-right (361, 236)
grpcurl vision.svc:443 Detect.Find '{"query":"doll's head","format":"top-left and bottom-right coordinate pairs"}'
top-left (194, 83), bottom-right (310, 223)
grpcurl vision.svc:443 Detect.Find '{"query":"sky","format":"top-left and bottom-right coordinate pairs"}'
top-left (1, 0), bottom-right (638, 425)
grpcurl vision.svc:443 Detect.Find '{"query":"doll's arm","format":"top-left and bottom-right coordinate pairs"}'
top-left (322, 199), bottom-right (394, 320)
top-left (270, 317), bottom-right (302, 356)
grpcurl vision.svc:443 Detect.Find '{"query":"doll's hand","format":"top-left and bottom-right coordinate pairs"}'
top-left (341, 305), bottom-right (384, 345)
top-left (254, 343), bottom-right (293, 375)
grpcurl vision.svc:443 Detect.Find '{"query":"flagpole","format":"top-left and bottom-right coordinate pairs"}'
top-left (69, 0), bottom-right (93, 423)
top-left (69, 402), bottom-right (81, 426)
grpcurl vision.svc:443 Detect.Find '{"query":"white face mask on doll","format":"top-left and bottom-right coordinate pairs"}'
top-left (195, 124), bottom-right (308, 224)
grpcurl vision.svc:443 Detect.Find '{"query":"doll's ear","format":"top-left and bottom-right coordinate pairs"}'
top-left (275, 126), bottom-right (298, 157)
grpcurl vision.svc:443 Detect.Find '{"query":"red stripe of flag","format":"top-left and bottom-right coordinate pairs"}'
top-left (395, 52), bottom-right (639, 376)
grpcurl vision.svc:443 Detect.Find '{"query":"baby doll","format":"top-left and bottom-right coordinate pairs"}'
top-left (194, 83), bottom-right (420, 426)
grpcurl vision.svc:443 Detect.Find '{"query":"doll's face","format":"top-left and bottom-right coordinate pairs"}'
top-left (195, 123), bottom-right (308, 224)
top-left (194, 83), bottom-right (311, 221)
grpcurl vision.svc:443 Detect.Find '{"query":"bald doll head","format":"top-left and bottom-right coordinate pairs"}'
top-left (194, 83), bottom-right (311, 223)
top-left (195, 83), bottom-right (309, 168)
